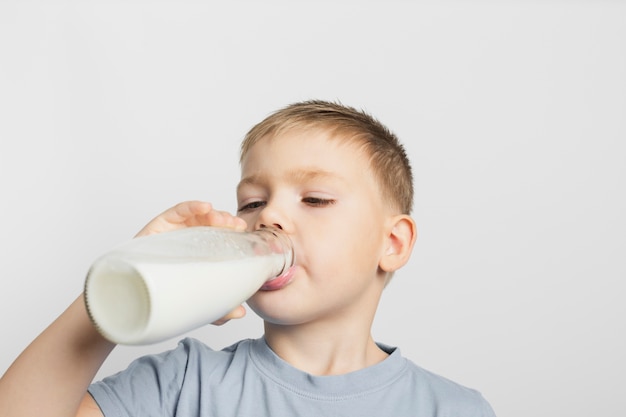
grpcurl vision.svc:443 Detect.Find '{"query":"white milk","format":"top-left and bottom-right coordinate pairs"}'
top-left (84, 227), bottom-right (294, 345)
top-left (85, 253), bottom-right (284, 345)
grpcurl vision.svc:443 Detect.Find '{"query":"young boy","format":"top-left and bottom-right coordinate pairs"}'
top-left (0, 100), bottom-right (496, 416)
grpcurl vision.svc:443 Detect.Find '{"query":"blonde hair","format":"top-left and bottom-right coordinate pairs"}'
top-left (240, 100), bottom-right (414, 214)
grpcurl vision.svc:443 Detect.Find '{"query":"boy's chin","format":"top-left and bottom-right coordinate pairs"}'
top-left (247, 296), bottom-right (307, 327)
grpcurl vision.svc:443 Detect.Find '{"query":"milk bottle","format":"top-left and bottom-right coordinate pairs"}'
top-left (84, 227), bottom-right (294, 345)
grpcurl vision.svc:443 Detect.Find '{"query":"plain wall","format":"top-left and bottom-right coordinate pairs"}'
top-left (1, 2), bottom-right (624, 416)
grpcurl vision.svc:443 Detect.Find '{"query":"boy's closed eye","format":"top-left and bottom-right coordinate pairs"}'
top-left (301, 197), bottom-right (336, 207)
top-left (237, 197), bottom-right (336, 213)
top-left (237, 201), bottom-right (266, 213)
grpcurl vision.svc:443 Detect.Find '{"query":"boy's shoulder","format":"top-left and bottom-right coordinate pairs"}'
top-left (371, 342), bottom-right (496, 415)
top-left (401, 355), bottom-right (495, 413)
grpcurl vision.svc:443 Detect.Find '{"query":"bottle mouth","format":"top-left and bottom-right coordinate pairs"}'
top-left (261, 264), bottom-right (296, 290)
top-left (257, 227), bottom-right (295, 279)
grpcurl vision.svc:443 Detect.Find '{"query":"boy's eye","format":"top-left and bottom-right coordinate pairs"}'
top-left (302, 197), bottom-right (335, 207)
top-left (237, 201), bottom-right (266, 212)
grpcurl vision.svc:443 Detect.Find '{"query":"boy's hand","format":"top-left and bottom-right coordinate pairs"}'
top-left (135, 201), bottom-right (249, 325)
top-left (211, 305), bottom-right (247, 326)
top-left (135, 200), bottom-right (247, 237)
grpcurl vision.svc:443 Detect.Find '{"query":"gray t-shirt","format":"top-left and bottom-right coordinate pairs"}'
top-left (89, 338), bottom-right (496, 416)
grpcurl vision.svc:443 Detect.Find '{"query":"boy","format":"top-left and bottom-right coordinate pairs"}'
top-left (0, 100), bottom-right (496, 416)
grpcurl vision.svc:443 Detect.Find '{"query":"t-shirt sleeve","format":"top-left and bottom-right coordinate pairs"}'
top-left (478, 393), bottom-right (498, 417)
top-left (88, 340), bottom-right (194, 417)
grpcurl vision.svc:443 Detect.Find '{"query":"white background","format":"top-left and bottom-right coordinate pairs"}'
top-left (1, 2), bottom-right (625, 416)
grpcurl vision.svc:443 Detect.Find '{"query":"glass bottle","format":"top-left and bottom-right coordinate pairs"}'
top-left (84, 226), bottom-right (294, 345)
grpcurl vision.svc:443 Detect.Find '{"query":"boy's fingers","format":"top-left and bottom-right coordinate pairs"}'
top-left (169, 201), bottom-right (213, 223)
top-left (135, 201), bottom-right (249, 237)
top-left (135, 201), bottom-right (212, 237)
top-left (203, 210), bottom-right (248, 230)
top-left (211, 305), bottom-right (247, 326)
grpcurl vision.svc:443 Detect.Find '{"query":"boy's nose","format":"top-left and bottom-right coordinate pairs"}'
top-left (260, 223), bottom-right (283, 230)
top-left (254, 202), bottom-right (288, 232)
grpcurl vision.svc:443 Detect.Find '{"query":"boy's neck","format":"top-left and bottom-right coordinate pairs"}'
top-left (263, 318), bottom-right (389, 376)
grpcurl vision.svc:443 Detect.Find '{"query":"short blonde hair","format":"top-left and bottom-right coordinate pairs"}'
top-left (240, 100), bottom-right (414, 214)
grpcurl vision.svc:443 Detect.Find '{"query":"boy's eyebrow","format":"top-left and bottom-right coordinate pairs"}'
top-left (237, 168), bottom-right (345, 192)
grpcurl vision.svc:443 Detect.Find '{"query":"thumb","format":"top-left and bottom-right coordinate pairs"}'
top-left (211, 305), bottom-right (247, 326)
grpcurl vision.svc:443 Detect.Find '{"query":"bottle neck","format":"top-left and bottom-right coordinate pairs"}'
top-left (254, 228), bottom-right (294, 276)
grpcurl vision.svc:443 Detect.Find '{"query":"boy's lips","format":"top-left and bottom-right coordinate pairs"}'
top-left (260, 265), bottom-right (296, 291)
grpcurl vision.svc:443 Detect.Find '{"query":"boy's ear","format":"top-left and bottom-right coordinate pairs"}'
top-left (379, 215), bottom-right (417, 273)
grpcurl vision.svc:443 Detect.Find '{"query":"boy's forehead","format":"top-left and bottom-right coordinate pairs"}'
top-left (238, 130), bottom-right (374, 186)
top-left (238, 167), bottom-right (348, 189)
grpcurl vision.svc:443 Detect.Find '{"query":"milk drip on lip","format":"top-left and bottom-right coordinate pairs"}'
top-left (84, 226), bottom-right (294, 345)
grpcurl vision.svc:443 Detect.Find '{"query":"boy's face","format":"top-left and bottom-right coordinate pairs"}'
top-left (237, 128), bottom-right (394, 325)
